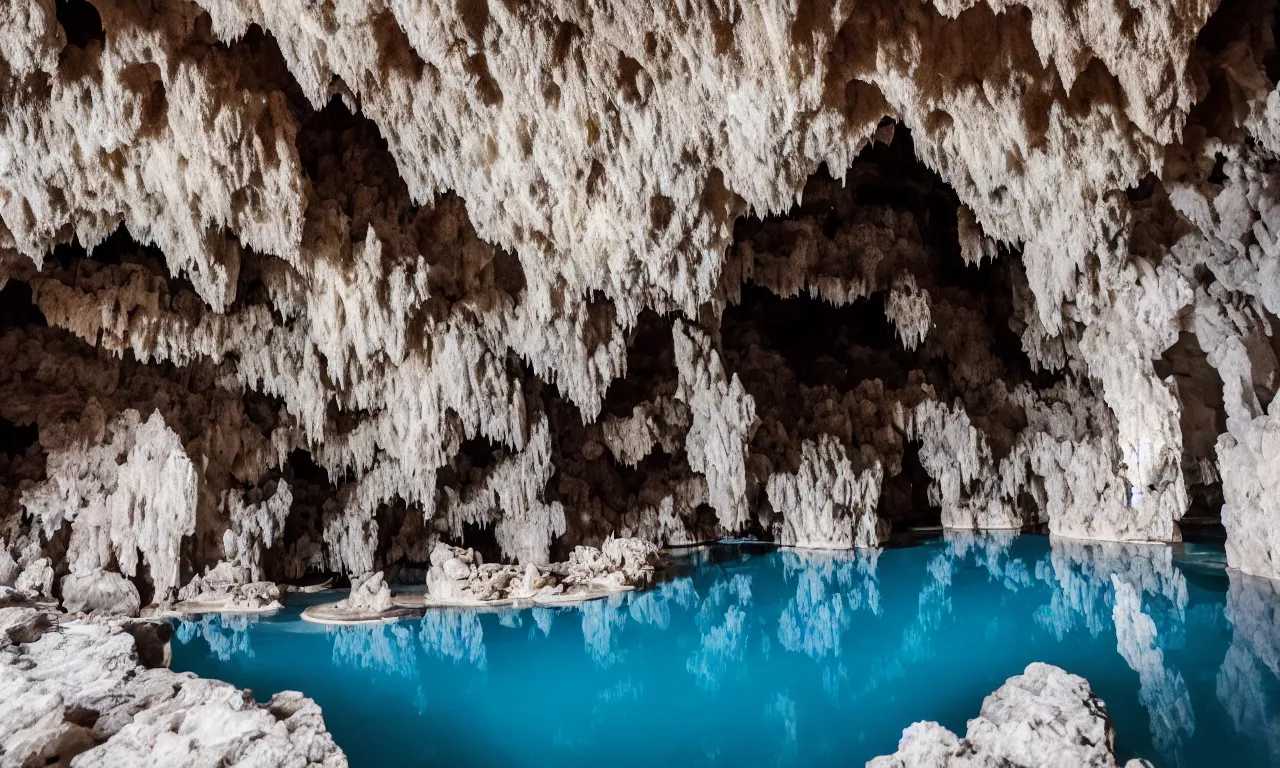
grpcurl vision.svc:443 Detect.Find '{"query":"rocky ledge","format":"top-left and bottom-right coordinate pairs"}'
top-left (172, 562), bottom-right (284, 615)
top-left (300, 536), bottom-right (665, 624)
top-left (869, 662), bottom-right (1151, 768)
top-left (0, 587), bottom-right (347, 767)
top-left (423, 536), bottom-right (665, 607)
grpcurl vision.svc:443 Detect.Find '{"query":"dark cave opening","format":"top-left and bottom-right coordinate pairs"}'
top-left (458, 434), bottom-right (505, 472)
top-left (56, 0), bottom-right (105, 50)
top-left (0, 279), bottom-right (48, 329)
top-left (455, 521), bottom-right (504, 567)
top-left (0, 417), bottom-right (38, 459)
top-left (724, 283), bottom-right (912, 392)
top-left (276, 448), bottom-right (343, 581)
top-left (888, 443), bottom-right (944, 533)
top-left (600, 308), bottom-right (679, 419)
top-left (718, 127), bottom-right (1055, 536)
top-left (47, 223), bottom-right (203, 302)
top-left (1155, 331), bottom-right (1227, 528)
top-left (298, 94), bottom-right (413, 239)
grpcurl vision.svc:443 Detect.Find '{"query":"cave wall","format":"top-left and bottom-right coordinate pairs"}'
top-left (3, 0), bottom-right (1280, 609)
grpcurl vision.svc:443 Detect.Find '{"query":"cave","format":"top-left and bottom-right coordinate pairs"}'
top-left (1, 0), bottom-right (1278, 766)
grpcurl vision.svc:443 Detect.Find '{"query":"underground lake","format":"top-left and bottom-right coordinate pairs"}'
top-left (170, 534), bottom-right (1280, 767)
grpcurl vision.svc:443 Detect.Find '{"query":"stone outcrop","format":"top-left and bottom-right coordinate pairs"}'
top-left (766, 434), bottom-right (886, 549)
top-left (0, 589), bottom-right (347, 767)
top-left (868, 662), bottom-right (1148, 768)
top-left (176, 560), bottom-right (285, 613)
top-left (333, 571), bottom-right (393, 614)
top-left (424, 536), bottom-right (662, 606)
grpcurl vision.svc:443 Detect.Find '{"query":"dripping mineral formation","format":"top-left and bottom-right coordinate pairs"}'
top-left (3, 0), bottom-right (1280, 762)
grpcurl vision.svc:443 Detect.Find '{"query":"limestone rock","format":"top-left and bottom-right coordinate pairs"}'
top-left (176, 563), bottom-right (284, 614)
top-left (0, 596), bottom-right (347, 767)
top-left (868, 662), bottom-right (1144, 768)
top-left (1217, 415), bottom-right (1280, 579)
top-left (766, 434), bottom-right (887, 549)
top-left (0, 0), bottom-right (1279, 612)
top-left (21, 409), bottom-right (197, 606)
top-left (61, 570), bottom-right (142, 617)
top-left (425, 537), bottom-right (662, 606)
top-left (14, 558), bottom-right (53, 597)
top-left (335, 571), bottom-right (393, 614)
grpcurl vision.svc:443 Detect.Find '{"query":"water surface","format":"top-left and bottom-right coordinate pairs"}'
top-left (172, 534), bottom-right (1280, 767)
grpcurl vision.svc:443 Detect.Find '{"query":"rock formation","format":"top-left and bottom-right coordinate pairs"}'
top-left (0, 588), bottom-right (346, 766)
top-left (3, 0), bottom-right (1280, 707)
top-left (868, 662), bottom-right (1148, 768)
top-left (423, 536), bottom-right (661, 606)
top-left (3, 0), bottom-right (1280, 601)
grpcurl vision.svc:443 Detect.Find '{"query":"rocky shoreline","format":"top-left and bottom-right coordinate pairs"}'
top-left (0, 587), bottom-right (347, 767)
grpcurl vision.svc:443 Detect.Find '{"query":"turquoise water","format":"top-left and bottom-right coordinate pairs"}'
top-left (171, 534), bottom-right (1280, 767)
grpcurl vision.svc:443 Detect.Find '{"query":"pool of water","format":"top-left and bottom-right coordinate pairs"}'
top-left (171, 534), bottom-right (1280, 767)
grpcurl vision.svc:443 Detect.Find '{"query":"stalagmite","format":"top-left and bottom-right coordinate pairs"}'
top-left (766, 434), bottom-right (886, 549)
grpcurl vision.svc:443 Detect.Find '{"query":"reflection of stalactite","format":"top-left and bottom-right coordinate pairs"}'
top-left (944, 530), bottom-right (1032, 591)
top-left (902, 550), bottom-right (954, 665)
top-left (686, 574), bottom-right (753, 690)
top-left (173, 614), bottom-right (257, 662)
top-left (767, 692), bottom-right (798, 756)
top-left (783, 549), bottom-right (881, 614)
top-left (419, 609), bottom-right (487, 670)
top-left (580, 593), bottom-right (631, 667)
top-left (627, 576), bottom-right (697, 629)
top-left (597, 677), bottom-right (643, 703)
top-left (1035, 538), bottom-right (1188, 640)
top-left (776, 550), bottom-right (879, 670)
top-left (1111, 577), bottom-right (1195, 760)
top-left (1217, 571), bottom-right (1280, 762)
top-left (778, 568), bottom-right (850, 659)
top-left (328, 621), bottom-right (418, 678)
top-left (531, 606), bottom-right (556, 637)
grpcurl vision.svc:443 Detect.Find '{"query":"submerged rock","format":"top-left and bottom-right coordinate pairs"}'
top-left (868, 662), bottom-right (1149, 768)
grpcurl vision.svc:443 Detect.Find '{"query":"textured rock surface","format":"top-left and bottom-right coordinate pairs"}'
top-left (0, 591), bottom-right (346, 767)
top-left (867, 662), bottom-right (1145, 768)
top-left (176, 560), bottom-right (284, 613)
top-left (333, 571), bottom-right (393, 614)
top-left (424, 536), bottom-right (661, 605)
top-left (3, 0), bottom-right (1280, 630)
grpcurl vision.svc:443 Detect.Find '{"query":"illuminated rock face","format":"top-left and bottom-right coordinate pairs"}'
top-left (867, 662), bottom-right (1139, 768)
top-left (0, 590), bottom-right (347, 767)
top-left (3, 0), bottom-right (1280, 611)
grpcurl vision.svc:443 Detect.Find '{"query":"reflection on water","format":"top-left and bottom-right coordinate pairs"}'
top-left (418, 609), bottom-right (486, 670)
top-left (1111, 576), bottom-right (1195, 758)
top-left (330, 621), bottom-right (419, 678)
top-left (1219, 572), bottom-right (1280, 760)
top-left (174, 613), bottom-right (258, 661)
top-left (173, 535), bottom-right (1280, 768)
